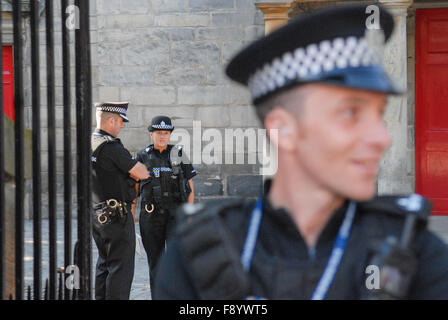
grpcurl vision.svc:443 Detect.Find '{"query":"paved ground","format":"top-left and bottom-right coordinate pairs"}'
top-left (23, 216), bottom-right (448, 300)
top-left (24, 219), bottom-right (151, 300)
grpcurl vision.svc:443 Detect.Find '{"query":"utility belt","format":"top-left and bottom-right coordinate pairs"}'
top-left (94, 199), bottom-right (129, 225)
top-left (141, 177), bottom-right (182, 214)
top-left (142, 191), bottom-right (181, 215)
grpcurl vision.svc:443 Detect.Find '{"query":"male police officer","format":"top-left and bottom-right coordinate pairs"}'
top-left (135, 115), bottom-right (196, 293)
top-left (92, 102), bottom-right (149, 300)
top-left (153, 5), bottom-right (448, 299)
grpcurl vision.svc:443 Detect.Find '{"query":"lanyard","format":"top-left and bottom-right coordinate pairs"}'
top-left (240, 198), bottom-right (357, 300)
top-left (311, 201), bottom-right (356, 300)
top-left (241, 198), bottom-right (263, 272)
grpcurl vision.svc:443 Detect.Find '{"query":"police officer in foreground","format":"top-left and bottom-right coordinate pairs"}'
top-left (154, 5), bottom-right (448, 300)
top-left (91, 102), bottom-right (149, 300)
top-left (135, 115), bottom-right (196, 294)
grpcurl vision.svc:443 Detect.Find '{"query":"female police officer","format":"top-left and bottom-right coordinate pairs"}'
top-left (135, 116), bottom-right (196, 295)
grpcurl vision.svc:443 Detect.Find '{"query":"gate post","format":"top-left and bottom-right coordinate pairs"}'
top-left (74, 0), bottom-right (92, 300)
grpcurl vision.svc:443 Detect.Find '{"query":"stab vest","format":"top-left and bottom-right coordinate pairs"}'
top-left (137, 145), bottom-right (185, 210)
top-left (174, 195), bottom-right (431, 300)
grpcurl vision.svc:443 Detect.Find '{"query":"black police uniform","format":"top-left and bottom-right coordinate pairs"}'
top-left (136, 117), bottom-right (196, 291)
top-left (91, 102), bottom-right (137, 300)
top-left (154, 181), bottom-right (448, 299)
top-left (153, 5), bottom-right (448, 299)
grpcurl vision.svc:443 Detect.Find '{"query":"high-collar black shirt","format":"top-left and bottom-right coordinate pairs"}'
top-left (91, 128), bottom-right (137, 204)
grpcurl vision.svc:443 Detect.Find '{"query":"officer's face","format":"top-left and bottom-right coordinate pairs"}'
top-left (269, 84), bottom-right (391, 200)
top-left (109, 115), bottom-right (124, 137)
top-left (151, 130), bottom-right (171, 150)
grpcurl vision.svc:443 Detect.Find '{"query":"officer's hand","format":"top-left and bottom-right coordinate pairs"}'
top-left (129, 162), bottom-right (150, 180)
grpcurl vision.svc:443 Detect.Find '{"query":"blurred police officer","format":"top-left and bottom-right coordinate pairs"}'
top-left (135, 115), bottom-right (196, 293)
top-left (154, 5), bottom-right (448, 300)
top-left (92, 102), bottom-right (149, 300)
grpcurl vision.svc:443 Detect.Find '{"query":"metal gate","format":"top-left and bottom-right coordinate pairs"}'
top-left (0, 0), bottom-right (92, 300)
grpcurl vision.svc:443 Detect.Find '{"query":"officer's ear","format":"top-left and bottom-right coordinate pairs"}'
top-left (264, 107), bottom-right (299, 152)
top-left (107, 114), bottom-right (117, 127)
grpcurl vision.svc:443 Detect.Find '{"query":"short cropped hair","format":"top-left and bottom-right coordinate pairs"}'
top-left (255, 85), bottom-right (309, 123)
top-left (96, 110), bottom-right (119, 127)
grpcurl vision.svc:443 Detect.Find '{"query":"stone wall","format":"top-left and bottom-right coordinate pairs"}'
top-left (407, 6), bottom-right (416, 193)
top-left (94, 0), bottom-right (266, 203)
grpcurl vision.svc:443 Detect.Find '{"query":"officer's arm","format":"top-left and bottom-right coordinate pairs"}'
top-left (187, 179), bottom-right (194, 204)
top-left (107, 144), bottom-right (148, 180)
top-left (129, 162), bottom-right (149, 181)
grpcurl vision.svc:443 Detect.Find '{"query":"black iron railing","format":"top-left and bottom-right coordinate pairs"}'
top-left (61, 0), bottom-right (73, 302)
top-left (74, 0), bottom-right (92, 300)
top-left (30, 0), bottom-right (42, 301)
top-left (13, 0), bottom-right (26, 301)
top-left (0, 0), bottom-right (92, 300)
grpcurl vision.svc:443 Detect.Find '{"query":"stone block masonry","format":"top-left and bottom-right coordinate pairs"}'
top-left (93, 0), bottom-right (266, 205)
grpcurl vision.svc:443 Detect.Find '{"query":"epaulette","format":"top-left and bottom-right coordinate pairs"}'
top-left (175, 198), bottom-right (251, 300)
top-left (358, 193), bottom-right (432, 224)
top-left (145, 145), bottom-right (154, 153)
top-left (91, 133), bottom-right (118, 153)
top-left (172, 144), bottom-right (183, 156)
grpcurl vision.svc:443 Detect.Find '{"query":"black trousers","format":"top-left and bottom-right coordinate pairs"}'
top-left (139, 205), bottom-right (176, 291)
top-left (92, 205), bottom-right (135, 300)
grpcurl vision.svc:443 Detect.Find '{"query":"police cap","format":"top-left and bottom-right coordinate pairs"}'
top-left (95, 101), bottom-right (130, 122)
top-left (225, 5), bottom-right (402, 106)
top-left (148, 115), bottom-right (174, 133)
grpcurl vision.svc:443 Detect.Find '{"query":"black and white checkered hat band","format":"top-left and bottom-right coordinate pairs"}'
top-left (248, 36), bottom-right (380, 101)
top-left (152, 123), bottom-right (174, 130)
top-left (98, 106), bottom-right (127, 114)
